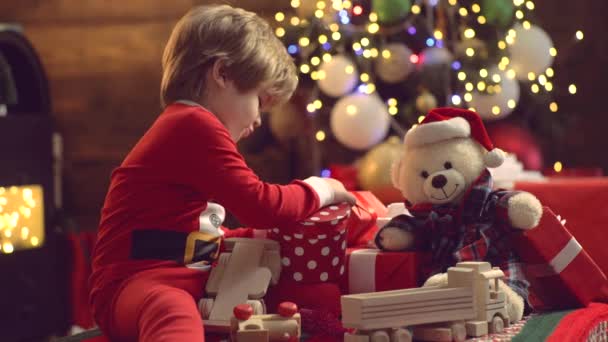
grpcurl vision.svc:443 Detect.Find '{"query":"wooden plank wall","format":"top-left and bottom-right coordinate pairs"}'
top-left (1, 0), bottom-right (606, 230)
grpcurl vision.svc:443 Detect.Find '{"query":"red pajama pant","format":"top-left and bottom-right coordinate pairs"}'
top-left (94, 267), bottom-right (210, 342)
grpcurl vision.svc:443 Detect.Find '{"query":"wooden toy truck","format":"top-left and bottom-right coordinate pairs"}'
top-left (230, 302), bottom-right (302, 342)
top-left (341, 261), bottom-right (509, 342)
top-left (199, 238), bottom-right (282, 332)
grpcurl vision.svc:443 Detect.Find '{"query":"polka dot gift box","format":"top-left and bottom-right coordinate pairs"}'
top-left (268, 202), bottom-right (352, 284)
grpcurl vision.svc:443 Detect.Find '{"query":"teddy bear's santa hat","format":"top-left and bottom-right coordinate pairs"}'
top-left (403, 107), bottom-right (505, 168)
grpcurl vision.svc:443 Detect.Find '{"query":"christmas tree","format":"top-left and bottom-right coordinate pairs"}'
top-left (269, 0), bottom-right (582, 201)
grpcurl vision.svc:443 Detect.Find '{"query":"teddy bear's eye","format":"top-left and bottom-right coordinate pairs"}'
top-left (444, 162), bottom-right (453, 169)
top-left (420, 171), bottom-right (430, 179)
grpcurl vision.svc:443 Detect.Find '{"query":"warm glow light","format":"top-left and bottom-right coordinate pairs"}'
top-left (465, 83), bottom-right (474, 91)
top-left (0, 185), bottom-right (44, 253)
top-left (318, 35), bottom-right (328, 44)
top-left (550, 102), bottom-right (558, 112)
top-left (459, 7), bottom-right (468, 16)
top-left (388, 98), bottom-right (397, 107)
top-left (508, 100), bottom-right (517, 109)
top-left (291, 0), bottom-right (300, 8)
top-left (554, 161), bottom-right (563, 173)
top-left (388, 107), bottom-right (398, 115)
top-left (382, 49), bottom-right (391, 59)
top-left (569, 84), bottom-right (577, 94)
top-left (275, 27), bottom-right (286, 37)
top-left (466, 48), bottom-right (475, 57)
top-left (300, 64), bottom-right (310, 73)
top-left (275, 12), bottom-right (285, 22)
top-left (531, 84), bottom-right (540, 93)
top-left (316, 130), bottom-right (326, 141)
top-left (311, 56), bottom-right (321, 66)
top-left (434, 30), bottom-right (444, 40)
top-left (458, 72), bottom-right (467, 81)
top-left (464, 93), bottom-right (473, 102)
top-left (471, 3), bottom-right (481, 13)
top-left (417, 116), bottom-right (425, 123)
top-left (528, 72), bottom-right (536, 81)
top-left (464, 28), bottom-right (476, 39)
top-left (492, 106), bottom-right (501, 115)
top-left (290, 17), bottom-right (300, 26)
top-left (368, 23), bottom-right (380, 34)
top-left (479, 69), bottom-right (488, 78)
top-left (516, 10), bottom-right (524, 19)
top-left (526, 1), bottom-right (535, 10)
top-left (347, 105), bottom-right (357, 115)
top-left (498, 41), bottom-right (507, 50)
top-left (477, 16), bottom-right (487, 24)
top-left (546, 67), bottom-right (554, 77)
top-left (411, 5), bottom-right (421, 14)
top-left (332, 32), bottom-right (341, 40)
top-left (576, 30), bottom-right (584, 40)
top-left (549, 47), bottom-right (557, 56)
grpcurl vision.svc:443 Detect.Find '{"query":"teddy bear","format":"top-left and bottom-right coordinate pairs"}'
top-left (375, 107), bottom-right (543, 323)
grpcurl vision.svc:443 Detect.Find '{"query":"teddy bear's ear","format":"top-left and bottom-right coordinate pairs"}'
top-left (391, 157), bottom-right (403, 189)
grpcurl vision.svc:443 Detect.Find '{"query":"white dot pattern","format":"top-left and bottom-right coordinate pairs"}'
top-left (308, 239), bottom-right (318, 245)
top-left (283, 235), bottom-right (292, 241)
top-left (329, 206), bottom-right (339, 210)
top-left (310, 217), bottom-right (320, 221)
top-left (320, 211), bottom-right (330, 216)
top-left (340, 265), bottom-right (345, 275)
top-left (332, 257), bottom-right (339, 266)
top-left (294, 272), bottom-right (303, 281)
top-left (282, 257), bottom-right (291, 266)
top-left (321, 247), bottom-right (330, 256)
top-left (307, 260), bottom-right (317, 270)
top-left (295, 247), bottom-right (304, 256)
top-left (320, 272), bottom-right (328, 281)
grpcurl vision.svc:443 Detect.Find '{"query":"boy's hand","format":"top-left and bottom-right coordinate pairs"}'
top-left (324, 178), bottom-right (356, 205)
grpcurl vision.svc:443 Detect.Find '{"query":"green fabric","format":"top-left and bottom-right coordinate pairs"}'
top-left (512, 310), bottom-right (574, 342)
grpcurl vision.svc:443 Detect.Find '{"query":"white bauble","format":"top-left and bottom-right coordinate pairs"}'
top-left (508, 24), bottom-right (554, 80)
top-left (467, 67), bottom-right (520, 120)
top-left (374, 43), bottom-right (414, 84)
top-left (420, 47), bottom-right (453, 66)
top-left (330, 93), bottom-right (391, 150)
top-left (317, 55), bottom-right (359, 98)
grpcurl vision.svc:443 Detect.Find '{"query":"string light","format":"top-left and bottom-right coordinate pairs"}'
top-left (549, 47), bottom-right (557, 56)
top-left (465, 48), bottom-right (475, 57)
top-left (464, 28), bottom-right (476, 39)
top-left (368, 23), bottom-right (380, 34)
top-left (531, 84), bottom-right (540, 93)
top-left (360, 73), bottom-right (370, 82)
top-left (492, 106), bottom-right (501, 115)
top-left (458, 72), bottom-right (467, 81)
top-left (569, 84), bottom-right (577, 94)
top-left (576, 30), bottom-right (584, 40)
top-left (471, 3), bottom-right (481, 13)
top-left (554, 161), bottom-right (563, 173)
top-left (299, 37), bottom-right (310, 47)
top-left (369, 12), bottom-right (378, 22)
top-left (275, 12), bottom-right (285, 22)
top-left (451, 95), bottom-right (462, 105)
top-left (465, 83), bottom-right (474, 92)
top-left (516, 10), bottom-right (524, 19)
top-left (459, 8), bottom-right (468, 16)
top-left (522, 21), bottom-right (531, 29)
top-left (526, 1), bottom-right (535, 10)
top-left (434, 30), bottom-right (444, 40)
top-left (477, 16), bottom-right (486, 24)
top-left (550, 102), bottom-right (559, 112)
top-left (316, 130), bottom-right (326, 141)
top-left (527, 72), bottom-right (536, 81)
top-left (546, 67), bottom-right (554, 77)
top-left (318, 35), bottom-right (328, 44)
top-left (290, 17), bottom-right (300, 26)
top-left (417, 116), bottom-right (425, 123)
top-left (508, 100), bottom-right (517, 109)
top-left (479, 69), bottom-right (488, 78)
top-left (477, 81), bottom-right (486, 91)
top-left (290, 0), bottom-right (300, 8)
top-left (388, 107), bottom-right (398, 115)
top-left (411, 5), bottom-right (421, 14)
top-left (275, 27), bottom-right (285, 37)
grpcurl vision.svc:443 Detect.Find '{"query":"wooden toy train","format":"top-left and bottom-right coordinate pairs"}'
top-left (341, 261), bottom-right (510, 342)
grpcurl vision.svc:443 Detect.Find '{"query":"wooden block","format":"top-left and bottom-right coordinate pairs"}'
top-left (343, 307), bottom-right (475, 331)
top-left (465, 320), bottom-right (488, 337)
top-left (343, 287), bottom-right (472, 308)
top-left (223, 238), bottom-right (279, 251)
top-left (261, 249), bottom-right (281, 285)
top-left (208, 241), bottom-right (268, 322)
top-left (236, 329), bottom-right (269, 342)
top-left (205, 254), bottom-right (228, 297)
top-left (345, 332), bottom-right (370, 342)
top-left (412, 326), bottom-right (452, 342)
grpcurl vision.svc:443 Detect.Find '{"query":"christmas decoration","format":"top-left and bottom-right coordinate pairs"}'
top-left (272, 0), bottom-right (582, 180)
top-left (373, 43), bottom-right (413, 84)
top-left (356, 136), bottom-right (404, 204)
top-left (317, 54), bottom-right (359, 98)
top-left (330, 93), bottom-right (390, 150)
top-left (508, 23), bottom-right (555, 81)
top-left (372, 0), bottom-right (412, 24)
top-left (487, 123), bottom-right (544, 170)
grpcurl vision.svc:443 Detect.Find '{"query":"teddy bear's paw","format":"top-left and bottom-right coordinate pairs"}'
top-left (508, 192), bottom-right (542, 230)
top-left (375, 227), bottom-right (414, 251)
top-left (498, 280), bottom-right (524, 323)
top-left (423, 273), bottom-right (448, 288)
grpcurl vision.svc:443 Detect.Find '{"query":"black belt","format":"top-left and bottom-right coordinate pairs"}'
top-left (130, 229), bottom-right (221, 265)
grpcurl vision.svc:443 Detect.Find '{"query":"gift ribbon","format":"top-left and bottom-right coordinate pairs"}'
top-left (348, 249), bottom-right (379, 293)
top-left (526, 237), bottom-right (583, 277)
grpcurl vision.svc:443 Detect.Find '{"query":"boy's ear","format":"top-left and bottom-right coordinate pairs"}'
top-left (211, 58), bottom-right (228, 88)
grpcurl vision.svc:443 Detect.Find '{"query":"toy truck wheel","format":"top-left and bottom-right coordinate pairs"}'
top-left (370, 330), bottom-right (390, 342)
top-left (391, 328), bottom-right (412, 342)
top-left (489, 316), bottom-right (504, 334)
top-left (450, 323), bottom-right (466, 342)
top-left (198, 298), bottom-right (214, 319)
top-left (246, 300), bottom-right (265, 315)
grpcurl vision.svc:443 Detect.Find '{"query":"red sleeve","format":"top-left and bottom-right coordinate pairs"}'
top-left (174, 108), bottom-right (320, 228)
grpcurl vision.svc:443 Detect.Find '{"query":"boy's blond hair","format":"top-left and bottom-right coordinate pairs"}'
top-left (160, 5), bottom-right (297, 108)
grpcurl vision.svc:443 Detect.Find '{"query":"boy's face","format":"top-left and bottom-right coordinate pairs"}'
top-left (211, 80), bottom-right (269, 143)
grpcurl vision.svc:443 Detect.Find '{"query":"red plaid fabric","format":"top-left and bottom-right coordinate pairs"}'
top-left (377, 170), bottom-right (530, 301)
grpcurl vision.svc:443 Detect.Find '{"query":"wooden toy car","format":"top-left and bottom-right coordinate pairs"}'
top-left (199, 238), bottom-right (281, 332)
top-left (341, 261), bottom-right (509, 342)
top-left (230, 302), bottom-right (301, 342)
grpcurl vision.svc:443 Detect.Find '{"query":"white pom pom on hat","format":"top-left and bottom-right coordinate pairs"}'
top-left (403, 107), bottom-right (505, 168)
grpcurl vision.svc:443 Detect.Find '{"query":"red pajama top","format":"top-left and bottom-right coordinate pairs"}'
top-left (89, 102), bottom-right (321, 316)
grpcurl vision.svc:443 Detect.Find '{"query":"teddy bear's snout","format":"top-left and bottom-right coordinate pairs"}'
top-left (431, 174), bottom-right (447, 188)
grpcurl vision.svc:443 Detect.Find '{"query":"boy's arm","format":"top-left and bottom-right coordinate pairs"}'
top-left (179, 111), bottom-right (332, 229)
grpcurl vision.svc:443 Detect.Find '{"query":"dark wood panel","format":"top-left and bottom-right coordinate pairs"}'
top-left (0, 0), bottom-right (195, 24)
top-left (23, 21), bottom-right (173, 79)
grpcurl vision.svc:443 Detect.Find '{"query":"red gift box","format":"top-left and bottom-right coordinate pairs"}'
top-left (347, 191), bottom-right (388, 248)
top-left (267, 203), bottom-right (352, 284)
top-left (341, 248), bottom-right (422, 294)
top-left (515, 177), bottom-right (608, 276)
top-left (513, 207), bottom-right (608, 310)
top-left (329, 164), bottom-right (359, 191)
